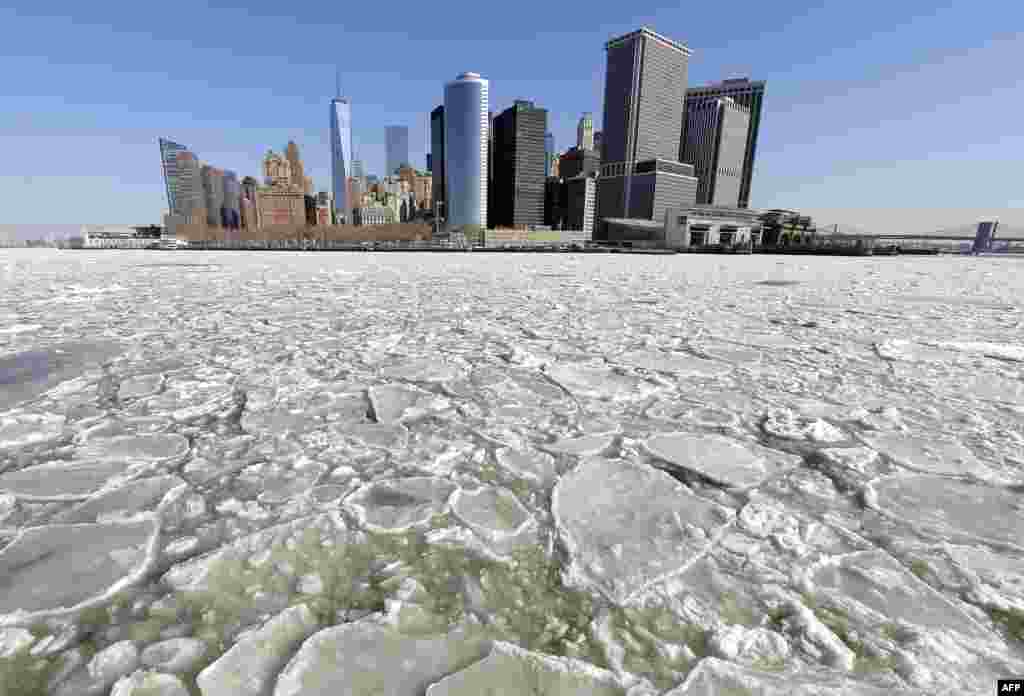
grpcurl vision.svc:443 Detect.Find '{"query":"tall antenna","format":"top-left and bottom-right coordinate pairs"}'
top-left (335, 68), bottom-right (341, 98)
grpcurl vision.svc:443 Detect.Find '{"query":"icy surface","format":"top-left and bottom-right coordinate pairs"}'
top-left (1, 251), bottom-right (1024, 695)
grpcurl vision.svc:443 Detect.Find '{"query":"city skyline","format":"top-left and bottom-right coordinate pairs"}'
top-left (1, 1), bottom-right (1021, 232)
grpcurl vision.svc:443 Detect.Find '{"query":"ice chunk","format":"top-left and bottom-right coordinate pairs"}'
top-left (861, 433), bottom-right (983, 476)
top-left (0, 460), bottom-right (131, 500)
top-left (451, 486), bottom-right (533, 545)
top-left (345, 477), bottom-right (455, 533)
top-left (198, 604), bottom-right (319, 696)
top-left (644, 433), bottom-right (800, 489)
top-left (425, 640), bottom-right (624, 696)
top-left (56, 475), bottom-right (185, 524)
top-left (667, 657), bottom-right (914, 695)
top-left (78, 434), bottom-right (189, 465)
top-left (553, 458), bottom-right (734, 603)
top-left (111, 671), bottom-right (190, 696)
top-left (0, 518), bottom-right (158, 615)
top-left (88, 640), bottom-right (140, 685)
top-left (273, 619), bottom-right (490, 696)
top-left (140, 638), bottom-right (208, 675)
top-left (870, 475), bottom-right (1024, 551)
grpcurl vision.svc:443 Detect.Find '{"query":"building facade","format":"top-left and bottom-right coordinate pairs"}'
top-left (681, 97), bottom-right (750, 207)
top-left (158, 138), bottom-right (188, 215)
top-left (598, 27), bottom-right (692, 225)
top-left (385, 126), bottom-right (410, 176)
top-left (682, 78), bottom-right (765, 208)
top-left (173, 151), bottom-right (204, 223)
top-left (330, 97), bottom-right (353, 223)
top-left (430, 105), bottom-right (446, 216)
top-left (577, 113), bottom-right (594, 151)
top-left (559, 147), bottom-right (600, 179)
top-left (256, 187), bottom-right (306, 227)
top-left (565, 175), bottom-right (597, 239)
top-left (200, 165), bottom-right (225, 227)
top-left (444, 72), bottom-right (489, 231)
top-left (492, 100), bottom-right (547, 229)
top-left (544, 132), bottom-right (554, 176)
top-left (355, 207), bottom-right (395, 226)
top-left (594, 131), bottom-right (603, 158)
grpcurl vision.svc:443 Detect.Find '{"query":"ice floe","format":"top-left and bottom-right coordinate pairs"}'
top-left (643, 433), bottom-right (801, 489)
top-left (553, 458), bottom-right (735, 603)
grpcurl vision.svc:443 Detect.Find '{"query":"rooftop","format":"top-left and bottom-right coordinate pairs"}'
top-left (606, 27), bottom-right (692, 56)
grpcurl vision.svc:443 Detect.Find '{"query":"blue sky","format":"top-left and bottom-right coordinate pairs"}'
top-left (1, 0), bottom-right (1021, 232)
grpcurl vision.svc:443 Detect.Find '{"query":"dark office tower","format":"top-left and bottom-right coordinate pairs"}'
top-left (430, 105), bottom-right (446, 214)
top-left (544, 132), bottom-right (554, 176)
top-left (488, 111), bottom-right (495, 228)
top-left (426, 153), bottom-right (432, 172)
top-left (598, 27), bottom-right (696, 225)
top-left (492, 100), bottom-right (548, 228)
top-left (559, 147), bottom-right (600, 179)
top-left (158, 139), bottom-right (188, 215)
top-left (385, 126), bottom-right (410, 175)
top-left (681, 97), bottom-right (749, 207)
top-left (682, 78), bottom-right (765, 208)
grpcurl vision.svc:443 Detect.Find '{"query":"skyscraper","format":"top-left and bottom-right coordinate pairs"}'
top-left (492, 100), bottom-right (547, 228)
top-left (200, 165), bottom-right (225, 227)
top-left (330, 96), bottom-right (353, 223)
top-left (444, 72), bottom-right (489, 231)
top-left (544, 132), bottom-right (554, 176)
top-left (598, 27), bottom-right (697, 225)
top-left (173, 151), bottom-right (203, 222)
top-left (577, 113), bottom-right (594, 151)
top-left (158, 138), bottom-right (188, 215)
top-left (430, 105), bottom-right (446, 215)
top-left (385, 126), bottom-right (410, 176)
top-left (682, 78), bottom-right (765, 208)
top-left (680, 97), bottom-right (750, 207)
top-left (594, 131), bottom-right (603, 159)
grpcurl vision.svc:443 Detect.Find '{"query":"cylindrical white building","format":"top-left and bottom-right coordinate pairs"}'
top-left (444, 72), bottom-right (489, 231)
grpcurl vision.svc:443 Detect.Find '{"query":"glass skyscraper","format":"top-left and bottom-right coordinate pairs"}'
top-left (158, 138), bottom-right (188, 215)
top-left (385, 126), bottom-right (410, 176)
top-left (544, 132), bottom-right (554, 176)
top-left (444, 72), bottom-right (489, 231)
top-left (330, 97), bottom-right (353, 223)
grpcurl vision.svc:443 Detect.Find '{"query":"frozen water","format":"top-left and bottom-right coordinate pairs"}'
top-left (2, 251), bottom-right (1024, 695)
top-left (273, 618), bottom-right (490, 696)
top-left (644, 433), bottom-right (801, 489)
top-left (0, 518), bottom-right (158, 614)
top-left (554, 457), bottom-right (734, 603)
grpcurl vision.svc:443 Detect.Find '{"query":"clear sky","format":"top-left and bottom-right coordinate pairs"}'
top-left (1, 0), bottom-right (1021, 233)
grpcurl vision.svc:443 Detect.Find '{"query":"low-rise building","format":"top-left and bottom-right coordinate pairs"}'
top-left (355, 206), bottom-right (396, 226)
top-left (603, 205), bottom-right (761, 249)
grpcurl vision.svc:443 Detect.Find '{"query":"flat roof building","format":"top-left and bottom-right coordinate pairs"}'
top-left (492, 99), bottom-right (547, 229)
top-left (598, 27), bottom-right (694, 225)
top-left (683, 78), bottom-right (765, 208)
top-left (681, 97), bottom-right (750, 207)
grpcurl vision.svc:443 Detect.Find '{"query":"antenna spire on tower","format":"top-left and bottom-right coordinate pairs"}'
top-left (335, 68), bottom-right (341, 98)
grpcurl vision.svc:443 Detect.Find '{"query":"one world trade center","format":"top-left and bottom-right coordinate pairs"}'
top-left (330, 95), bottom-right (352, 224)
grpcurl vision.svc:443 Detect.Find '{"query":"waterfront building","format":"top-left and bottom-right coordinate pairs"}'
top-left (443, 72), bottom-right (489, 231)
top-left (256, 187), bottom-right (306, 227)
top-left (565, 175), bottom-right (596, 239)
top-left (201, 165), bottom-right (225, 228)
top-left (222, 171), bottom-right (241, 231)
top-left (173, 151), bottom-right (204, 223)
top-left (577, 112), bottom-right (594, 151)
top-left (158, 138), bottom-right (188, 215)
top-left (492, 100), bottom-right (547, 229)
top-left (680, 97), bottom-right (750, 207)
top-left (385, 126), bottom-right (410, 175)
top-left (430, 105), bottom-right (446, 216)
top-left (682, 78), bottom-right (765, 208)
top-left (597, 27), bottom-right (697, 229)
top-left (330, 96), bottom-right (353, 223)
top-left (559, 146), bottom-right (600, 179)
top-left (355, 206), bottom-right (395, 226)
top-left (544, 132), bottom-right (554, 176)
